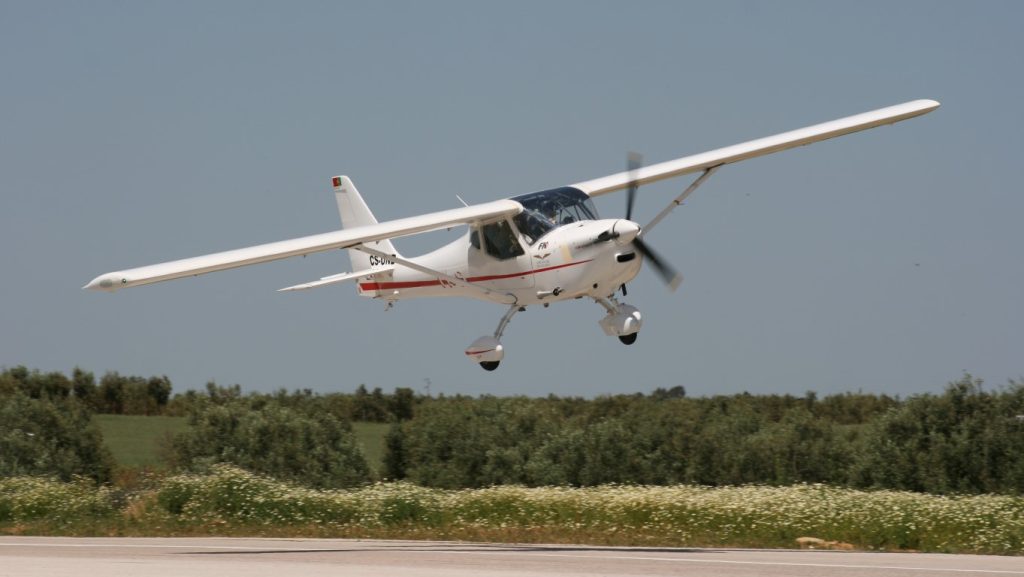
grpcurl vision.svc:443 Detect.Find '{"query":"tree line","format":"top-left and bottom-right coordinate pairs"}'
top-left (0, 366), bottom-right (417, 421)
top-left (384, 379), bottom-right (1024, 494)
top-left (1, 366), bottom-right (1022, 494)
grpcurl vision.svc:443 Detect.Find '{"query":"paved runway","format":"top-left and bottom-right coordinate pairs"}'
top-left (0, 537), bottom-right (1020, 577)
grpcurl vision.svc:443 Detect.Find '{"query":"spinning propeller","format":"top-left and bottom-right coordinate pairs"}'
top-left (593, 152), bottom-right (683, 294)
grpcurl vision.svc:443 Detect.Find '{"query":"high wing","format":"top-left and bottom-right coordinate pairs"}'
top-left (86, 100), bottom-right (937, 293)
top-left (85, 198), bottom-right (521, 291)
top-left (571, 99), bottom-right (939, 197)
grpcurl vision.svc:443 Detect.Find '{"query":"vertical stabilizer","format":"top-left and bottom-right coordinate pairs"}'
top-left (331, 176), bottom-right (401, 272)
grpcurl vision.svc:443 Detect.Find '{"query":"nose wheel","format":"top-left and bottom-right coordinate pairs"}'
top-left (596, 297), bottom-right (642, 344)
top-left (479, 361), bottom-right (500, 371)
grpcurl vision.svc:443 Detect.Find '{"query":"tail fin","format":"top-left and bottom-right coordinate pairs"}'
top-left (331, 176), bottom-right (401, 271)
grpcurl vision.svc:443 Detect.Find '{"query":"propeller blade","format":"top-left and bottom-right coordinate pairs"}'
top-left (621, 152), bottom-right (643, 298)
top-left (634, 237), bottom-right (682, 292)
top-left (625, 152), bottom-right (642, 222)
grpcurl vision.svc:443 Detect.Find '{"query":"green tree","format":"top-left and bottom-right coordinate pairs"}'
top-left (0, 391), bottom-right (114, 482)
top-left (398, 397), bottom-right (561, 488)
top-left (382, 422), bottom-right (407, 480)
top-left (1, 366), bottom-right (73, 399)
top-left (72, 367), bottom-right (99, 411)
top-left (98, 372), bottom-right (125, 414)
top-left (170, 400), bottom-right (370, 489)
top-left (389, 387), bottom-right (416, 421)
top-left (147, 376), bottom-right (172, 409)
top-left (851, 376), bottom-right (1024, 494)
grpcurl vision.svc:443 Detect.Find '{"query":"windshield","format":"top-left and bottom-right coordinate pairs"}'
top-left (511, 187), bottom-right (599, 244)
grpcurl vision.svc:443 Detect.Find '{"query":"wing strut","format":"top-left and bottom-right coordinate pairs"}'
top-left (641, 165), bottom-right (720, 236)
top-left (353, 245), bottom-right (517, 305)
top-left (277, 266), bottom-right (395, 292)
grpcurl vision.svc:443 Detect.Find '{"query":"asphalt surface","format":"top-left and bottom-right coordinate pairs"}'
top-left (0, 537), bottom-right (1020, 577)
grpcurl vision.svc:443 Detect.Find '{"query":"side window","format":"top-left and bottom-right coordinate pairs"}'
top-left (470, 228), bottom-right (481, 250)
top-left (482, 220), bottom-right (525, 260)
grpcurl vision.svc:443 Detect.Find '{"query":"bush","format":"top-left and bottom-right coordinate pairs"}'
top-left (149, 467), bottom-right (1024, 554)
top-left (399, 397), bottom-right (562, 488)
top-left (0, 475), bottom-right (115, 523)
top-left (0, 391), bottom-right (114, 483)
top-left (155, 465), bottom-right (443, 527)
top-left (169, 401), bottom-right (371, 489)
top-left (851, 376), bottom-right (1024, 494)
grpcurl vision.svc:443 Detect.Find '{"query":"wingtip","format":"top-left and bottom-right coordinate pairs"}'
top-left (83, 275), bottom-right (117, 292)
top-left (912, 98), bottom-right (941, 112)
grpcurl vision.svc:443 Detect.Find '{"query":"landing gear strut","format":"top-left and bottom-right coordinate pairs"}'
top-left (465, 304), bottom-right (524, 371)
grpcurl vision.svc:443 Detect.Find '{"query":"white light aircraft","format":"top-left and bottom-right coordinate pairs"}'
top-left (86, 100), bottom-right (939, 370)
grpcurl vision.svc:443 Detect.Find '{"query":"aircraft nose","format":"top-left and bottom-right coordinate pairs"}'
top-left (614, 220), bottom-right (641, 244)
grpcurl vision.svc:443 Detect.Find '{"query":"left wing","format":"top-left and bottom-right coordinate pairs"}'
top-left (85, 199), bottom-right (521, 291)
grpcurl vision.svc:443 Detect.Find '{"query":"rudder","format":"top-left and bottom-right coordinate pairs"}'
top-left (331, 175), bottom-right (401, 271)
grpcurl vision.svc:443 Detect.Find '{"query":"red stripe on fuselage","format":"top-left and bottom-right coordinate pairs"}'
top-left (358, 259), bottom-right (593, 292)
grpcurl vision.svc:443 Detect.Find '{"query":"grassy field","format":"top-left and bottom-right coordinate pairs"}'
top-left (93, 415), bottom-right (188, 468)
top-left (352, 422), bottom-right (389, 474)
top-left (95, 415), bottom-right (389, 472)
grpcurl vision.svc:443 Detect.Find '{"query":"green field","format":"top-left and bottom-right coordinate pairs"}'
top-left (95, 415), bottom-right (389, 471)
top-left (352, 422), bottom-right (389, 474)
top-left (93, 415), bottom-right (188, 468)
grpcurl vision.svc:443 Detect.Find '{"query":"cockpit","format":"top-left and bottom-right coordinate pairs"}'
top-left (510, 187), bottom-right (599, 245)
top-left (469, 186), bottom-right (600, 261)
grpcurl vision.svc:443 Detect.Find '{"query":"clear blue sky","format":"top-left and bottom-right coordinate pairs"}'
top-left (2, 1), bottom-right (1021, 398)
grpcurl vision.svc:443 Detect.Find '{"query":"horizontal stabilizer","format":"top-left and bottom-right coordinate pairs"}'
top-left (278, 266), bottom-right (394, 292)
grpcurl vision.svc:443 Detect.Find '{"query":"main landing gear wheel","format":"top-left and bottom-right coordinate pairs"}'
top-left (466, 304), bottom-right (523, 371)
top-left (618, 333), bottom-right (638, 345)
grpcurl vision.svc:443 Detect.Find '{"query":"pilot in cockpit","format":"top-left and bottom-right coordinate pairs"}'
top-left (543, 201), bottom-right (559, 224)
top-left (519, 210), bottom-right (549, 245)
top-left (512, 187), bottom-right (597, 245)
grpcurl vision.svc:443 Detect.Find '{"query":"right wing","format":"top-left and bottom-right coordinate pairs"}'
top-left (85, 198), bottom-right (521, 291)
top-left (571, 99), bottom-right (940, 197)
